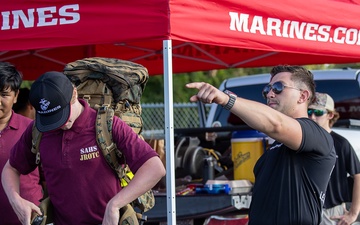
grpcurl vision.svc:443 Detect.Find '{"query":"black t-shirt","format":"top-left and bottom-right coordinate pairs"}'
top-left (324, 131), bottom-right (360, 208)
top-left (249, 118), bottom-right (336, 225)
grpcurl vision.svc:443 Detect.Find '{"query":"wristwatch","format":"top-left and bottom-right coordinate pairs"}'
top-left (223, 90), bottom-right (237, 110)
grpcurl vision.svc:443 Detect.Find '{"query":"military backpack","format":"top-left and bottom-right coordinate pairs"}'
top-left (31, 57), bottom-right (154, 225)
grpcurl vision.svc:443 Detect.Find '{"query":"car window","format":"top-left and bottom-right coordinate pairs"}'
top-left (315, 80), bottom-right (360, 121)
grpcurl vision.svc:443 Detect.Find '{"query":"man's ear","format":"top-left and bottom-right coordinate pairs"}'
top-left (327, 111), bottom-right (335, 120)
top-left (298, 89), bottom-right (310, 104)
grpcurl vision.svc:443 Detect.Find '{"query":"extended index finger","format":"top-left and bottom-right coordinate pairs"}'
top-left (185, 82), bottom-right (205, 90)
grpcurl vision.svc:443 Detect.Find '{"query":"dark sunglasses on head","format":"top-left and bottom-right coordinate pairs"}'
top-left (308, 109), bottom-right (327, 117)
top-left (262, 81), bottom-right (301, 99)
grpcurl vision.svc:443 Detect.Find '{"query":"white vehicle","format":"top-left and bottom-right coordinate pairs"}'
top-left (206, 68), bottom-right (360, 157)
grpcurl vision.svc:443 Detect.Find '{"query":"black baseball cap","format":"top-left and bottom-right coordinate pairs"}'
top-left (29, 71), bottom-right (73, 132)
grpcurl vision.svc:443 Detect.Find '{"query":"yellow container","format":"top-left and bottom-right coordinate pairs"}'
top-left (231, 130), bottom-right (267, 183)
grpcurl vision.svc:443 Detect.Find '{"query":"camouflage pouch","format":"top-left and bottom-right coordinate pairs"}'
top-left (132, 189), bottom-right (155, 212)
top-left (119, 204), bottom-right (140, 225)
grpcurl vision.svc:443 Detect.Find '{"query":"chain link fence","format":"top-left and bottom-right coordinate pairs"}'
top-left (141, 103), bottom-right (211, 139)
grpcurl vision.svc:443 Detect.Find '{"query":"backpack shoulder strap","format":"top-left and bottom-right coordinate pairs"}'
top-left (96, 106), bottom-right (127, 181)
top-left (31, 123), bottom-right (42, 165)
top-left (96, 106), bottom-right (153, 214)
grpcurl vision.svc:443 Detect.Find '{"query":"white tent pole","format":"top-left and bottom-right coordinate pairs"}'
top-left (163, 39), bottom-right (177, 225)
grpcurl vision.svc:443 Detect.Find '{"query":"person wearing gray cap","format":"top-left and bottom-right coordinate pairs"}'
top-left (1, 71), bottom-right (166, 225)
top-left (308, 92), bottom-right (360, 225)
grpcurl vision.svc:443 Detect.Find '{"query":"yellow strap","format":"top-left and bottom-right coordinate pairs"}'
top-left (121, 171), bottom-right (134, 187)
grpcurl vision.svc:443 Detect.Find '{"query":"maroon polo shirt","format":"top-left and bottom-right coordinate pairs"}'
top-left (1, 112), bottom-right (42, 225)
top-left (10, 99), bottom-right (158, 225)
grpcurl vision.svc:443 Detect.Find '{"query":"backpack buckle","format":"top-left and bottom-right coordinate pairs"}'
top-left (98, 106), bottom-right (108, 114)
top-left (35, 152), bottom-right (41, 165)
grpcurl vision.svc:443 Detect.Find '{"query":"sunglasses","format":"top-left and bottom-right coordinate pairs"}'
top-left (307, 109), bottom-right (327, 117)
top-left (262, 81), bottom-right (301, 99)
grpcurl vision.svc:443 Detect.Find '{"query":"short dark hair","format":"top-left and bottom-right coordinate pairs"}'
top-left (0, 62), bottom-right (23, 92)
top-left (13, 88), bottom-right (30, 113)
top-left (270, 65), bottom-right (316, 103)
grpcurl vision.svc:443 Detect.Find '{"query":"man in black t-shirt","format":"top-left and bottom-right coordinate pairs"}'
top-left (186, 65), bottom-right (336, 225)
top-left (309, 92), bottom-right (360, 225)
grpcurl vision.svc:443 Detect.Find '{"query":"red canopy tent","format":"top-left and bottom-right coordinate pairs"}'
top-left (2, 0), bottom-right (360, 223)
top-left (1, 0), bottom-right (360, 79)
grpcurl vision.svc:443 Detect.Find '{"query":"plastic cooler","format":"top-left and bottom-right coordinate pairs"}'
top-left (231, 130), bottom-right (267, 183)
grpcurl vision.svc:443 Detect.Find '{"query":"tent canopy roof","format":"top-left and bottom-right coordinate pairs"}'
top-left (1, 0), bottom-right (360, 80)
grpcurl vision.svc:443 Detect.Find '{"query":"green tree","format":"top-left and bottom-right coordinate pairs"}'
top-left (21, 80), bottom-right (33, 89)
top-left (142, 63), bottom-right (360, 103)
top-left (142, 67), bottom-right (273, 103)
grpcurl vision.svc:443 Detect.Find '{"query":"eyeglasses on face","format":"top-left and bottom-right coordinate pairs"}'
top-left (262, 81), bottom-right (301, 99)
top-left (307, 109), bottom-right (327, 117)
